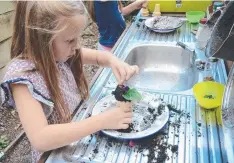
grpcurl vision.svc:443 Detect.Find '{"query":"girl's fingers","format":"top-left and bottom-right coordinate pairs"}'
top-left (130, 65), bottom-right (139, 74)
top-left (126, 65), bottom-right (139, 80)
top-left (133, 65), bottom-right (140, 74)
top-left (122, 106), bottom-right (132, 112)
top-left (112, 59), bottom-right (139, 83)
top-left (125, 65), bottom-right (140, 81)
top-left (123, 118), bottom-right (132, 124)
top-left (125, 65), bottom-right (134, 81)
top-left (120, 124), bottom-right (129, 129)
top-left (113, 68), bottom-right (121, 84)
top-left (124, 112), bottom-right (133, 118)
top-left (118, 66), bottom-right (127, 84)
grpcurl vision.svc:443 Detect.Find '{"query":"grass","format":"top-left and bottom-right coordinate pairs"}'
top-left (0, 135), bottom-right (9, 151)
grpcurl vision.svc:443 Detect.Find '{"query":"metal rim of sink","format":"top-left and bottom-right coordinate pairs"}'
top-left (222, 64), bottom-right (234, 128)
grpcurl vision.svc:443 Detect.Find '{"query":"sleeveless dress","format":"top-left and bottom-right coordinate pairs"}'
top-left (0, 59), bottom-right (82, 163)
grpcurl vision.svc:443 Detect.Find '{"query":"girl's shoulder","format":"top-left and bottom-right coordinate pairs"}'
top-left (3, 59), bottom-right (36, 78)
top-left (2, 59), bottom-right (45, 88)
top-left (0, 59), bottom-right (54, 116)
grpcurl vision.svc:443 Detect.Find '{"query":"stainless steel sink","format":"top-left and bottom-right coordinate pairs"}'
top-left (46, 15), bottom-right (233, 163)
top-left (125, 44), bottom-right (198, 92)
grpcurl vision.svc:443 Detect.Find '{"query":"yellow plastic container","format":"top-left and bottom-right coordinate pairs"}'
top-left (148, 0), bottom-right (212, 13)
top-left (193, 81), bottom-right (224, 109)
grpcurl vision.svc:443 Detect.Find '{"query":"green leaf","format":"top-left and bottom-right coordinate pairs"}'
top-left (122, 88), bottom-right (142, 101)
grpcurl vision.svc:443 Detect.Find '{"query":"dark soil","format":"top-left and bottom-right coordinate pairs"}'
top-left (112, 85), bottom-right (130, 102)
top-left (117, 123), bottom-right (134, 133)
top-left (117, 104), bottom-right (165, 133)
top-left (98, 103), bottom-right (190, 163)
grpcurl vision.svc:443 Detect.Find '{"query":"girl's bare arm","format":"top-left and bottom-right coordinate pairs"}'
top-left (98, 0), bottom-right (146, 16)
top-left (81, 48), bottom-right (139, 84)
top-left (81, 47), bottom-right (112, 67)
top-left (11, 84), bottom-right (130, 152)
top-left (121, 0), bottom-right (147, 15)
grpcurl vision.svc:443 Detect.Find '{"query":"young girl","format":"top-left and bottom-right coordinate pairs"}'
top-left (0, 1), bottom-right (139, 162)
top-left (88, 0), bottom-right (147, 51)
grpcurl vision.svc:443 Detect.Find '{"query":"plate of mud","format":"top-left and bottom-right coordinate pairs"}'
top-left (92, 92), bottom-right (170, 139)
top-left (144, 16), bottom-right (184, 33)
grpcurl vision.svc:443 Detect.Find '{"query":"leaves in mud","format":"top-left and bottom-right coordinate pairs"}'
top-left (122, 88), bottom-right (142, 101)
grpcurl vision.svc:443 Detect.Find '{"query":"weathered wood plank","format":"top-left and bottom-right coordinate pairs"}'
top-left (0, 66), bottom-right (6, 81)
top-left (0, 11), bottom-right (14, 42)
top-left (0, 38), bottom-right (11, 68)
top-left (0, 1), bottom-right (15, 14)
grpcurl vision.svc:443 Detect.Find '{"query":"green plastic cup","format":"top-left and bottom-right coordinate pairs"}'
top-left (186, 11), bottom-right (206, 24)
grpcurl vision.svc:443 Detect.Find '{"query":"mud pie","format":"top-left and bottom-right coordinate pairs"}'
top-left (112, 85), bottom-right (143, 133)
top-left (112, 85), bottom-right (142, 109)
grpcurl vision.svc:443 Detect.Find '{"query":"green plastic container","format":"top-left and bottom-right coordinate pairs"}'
top-left (186, 11), bottom-right (206, 23)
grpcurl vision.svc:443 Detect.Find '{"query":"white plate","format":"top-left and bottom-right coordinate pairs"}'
top-left (92, 92), bottom-right (170, 139)
top-left (152, 28), bottom-right (176, 33)
top-left (145, 16), bottom-right (184, 33)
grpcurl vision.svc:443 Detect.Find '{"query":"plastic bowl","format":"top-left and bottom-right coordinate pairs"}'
top-left (193, 81), bottom-right (224, 109)
top-left (186, 11), bottom-right (205, 23)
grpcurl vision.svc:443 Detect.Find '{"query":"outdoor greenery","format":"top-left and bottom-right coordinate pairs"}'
top-left (0, 135), bottom-right (9, 151)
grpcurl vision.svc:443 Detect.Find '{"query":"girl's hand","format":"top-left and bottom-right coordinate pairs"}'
top-left (109, 56), bottom-right (139, 85)
top-left (133, 0), bottom-right (148, 10)
top-left (101, 106), bottom-right (132, 130)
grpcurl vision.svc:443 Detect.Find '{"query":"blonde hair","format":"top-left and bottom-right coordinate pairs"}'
top-left (88, 0), bottom-right (123, 22)
top-left (11, 1), bottom-right (89, 123)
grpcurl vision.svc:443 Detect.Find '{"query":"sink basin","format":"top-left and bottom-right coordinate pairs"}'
top-left (124, 44), bottom-right (198, 92)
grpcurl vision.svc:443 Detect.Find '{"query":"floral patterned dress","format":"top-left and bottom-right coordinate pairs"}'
top-left (0, 59), bottom-right (81, 163)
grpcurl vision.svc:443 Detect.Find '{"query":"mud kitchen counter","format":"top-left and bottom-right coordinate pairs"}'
top-left (46, 14), bottom-right (234, 163)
